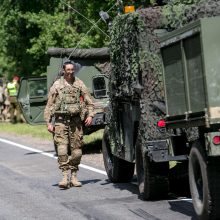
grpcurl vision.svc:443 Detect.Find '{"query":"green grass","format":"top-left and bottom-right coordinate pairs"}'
top-left (0, 123), bottom-right (52, 140)
top-left (84, 129), bottom-right (103, 145)
top-left (83, 129), bottom-right (103, 154)
top-left (0, 123), bottom-right (104, 152)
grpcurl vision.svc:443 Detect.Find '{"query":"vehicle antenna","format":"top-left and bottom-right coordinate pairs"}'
top-left (66, 2), bottom-right (116, 60)
top-left (60, 0), bottom-right (110, 38)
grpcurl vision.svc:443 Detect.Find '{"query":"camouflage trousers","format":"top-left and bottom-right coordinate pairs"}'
top-left (54, 115), bottom-right (83, 172)
top-left (9, 99), bottom-right (22, 123)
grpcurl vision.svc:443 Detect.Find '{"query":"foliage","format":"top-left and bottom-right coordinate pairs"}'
top-left (0, 0), bottom-right (116, 79)
top-left (0, 0), bottom-right (216, 81)
top-left (0, 0), bottom-right (61, 79)
top-left (24, 11), bottom-right (80, 58)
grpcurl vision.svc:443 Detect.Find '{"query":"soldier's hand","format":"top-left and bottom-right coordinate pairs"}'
top-left (85, 116), bottom-right (93, 126)
top-left (47, 123), bottom-right (54, 133)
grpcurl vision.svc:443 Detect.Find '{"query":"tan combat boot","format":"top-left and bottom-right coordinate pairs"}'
top-left (70, 170), bottom-right (82, 187)
top-left (58, 170), bottom-right (69, 189)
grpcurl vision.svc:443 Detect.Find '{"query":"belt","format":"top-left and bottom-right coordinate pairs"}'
top-left (55, 114), bottom-right (80, 123)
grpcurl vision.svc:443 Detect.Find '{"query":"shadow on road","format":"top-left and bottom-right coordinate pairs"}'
top-left (169, 200), bottom-right (197, 219)
top-left (101, 176), bottom-right (196, 219)
top-left (82, 139), bottom-right (102, 154)
top-left (81, 178), bottom-right (102, 185)
top-left (52, 179), bottom-right (102, 188)
top-left (101, 176), bottom-right (139, 197)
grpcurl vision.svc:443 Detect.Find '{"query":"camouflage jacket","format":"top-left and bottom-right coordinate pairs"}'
top-left (44, 76), bottom-right (94, 124)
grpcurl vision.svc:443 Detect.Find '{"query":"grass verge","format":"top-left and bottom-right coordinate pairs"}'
top-left (0, 123), bottom-right (51, 140)
top-left (0, 123), bottom-right (103, 152)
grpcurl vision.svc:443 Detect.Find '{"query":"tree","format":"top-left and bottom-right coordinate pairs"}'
top-left (0, 0), bottom-right (117, 78)
top-left (0, 0), bottom-right (61, 78)
top-left (0, 0), bottom-right (167, 78)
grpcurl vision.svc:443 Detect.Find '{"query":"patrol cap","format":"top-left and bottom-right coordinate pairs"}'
top-left (62, 60), bottom-right (81, 73)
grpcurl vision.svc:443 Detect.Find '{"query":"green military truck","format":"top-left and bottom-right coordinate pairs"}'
top-left (18, 47), bottom-right (109, 148)
top-left (93, 8), bottom-right (220, 220)
top-left (160, 17), bottom-right (220, 219)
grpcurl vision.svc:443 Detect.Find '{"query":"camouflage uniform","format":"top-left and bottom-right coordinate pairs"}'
top-left (0, 83), bottom-right (5, 121)
top-left (44, 76), bottom-right (94, 172)
top-left (7, 80), bottom-right (21, 123)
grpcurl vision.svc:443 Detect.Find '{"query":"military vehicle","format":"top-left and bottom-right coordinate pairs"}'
top-left (93, 1), bottom-right (220, 219)
top-left (18, 47), bottom-right (110, 152)
top-left (17, 0), bottom-right (220, 218)
top-left (160, 17), bottom-right (220, 219)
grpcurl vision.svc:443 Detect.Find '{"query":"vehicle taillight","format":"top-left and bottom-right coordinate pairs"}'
top-left (157, 119), bottom-right (166, 128)
top-left (213, 136), bottom-right (220, 145)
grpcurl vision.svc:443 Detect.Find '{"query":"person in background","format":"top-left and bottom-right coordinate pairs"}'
top-left (2, 84), bottom-right (10, 122)
top-left (0, 79), bottom-right (5, 121)
top-left (7, 75), bottom-right (23, 123)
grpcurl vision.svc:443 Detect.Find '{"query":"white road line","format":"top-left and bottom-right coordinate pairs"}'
top-left (0, 137), bottom-right (107, 176)
top-left (169, 198), bottom-right (192, 202)
top-left (0, 137), bottom-right (193, 202)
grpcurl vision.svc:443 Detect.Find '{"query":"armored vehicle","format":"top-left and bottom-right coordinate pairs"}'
top-left (95, 4), bottom-right (220, 219)
top-left (18, 47), bottom-right (109, 152)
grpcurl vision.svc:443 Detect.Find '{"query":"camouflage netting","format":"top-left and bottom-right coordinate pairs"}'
top-left (109, 0), bottom-right (220, 148)
top-left (109, 13), bottom-right (142, 98)
top-left (163, 0), bottom-right (220, 30)
top-left (136, 7), bottom-right (167, 143)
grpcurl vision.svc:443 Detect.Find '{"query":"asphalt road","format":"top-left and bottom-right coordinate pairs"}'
top-left (0, 135), bottom-right (197, 220)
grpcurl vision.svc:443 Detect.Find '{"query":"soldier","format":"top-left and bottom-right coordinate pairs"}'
top-left (3, 83), bottom-right (11, 122)
top-left (44, 60), bottom-right (94, 189)
top-left (0, 79), bottom-right (5, 121)
top-left (7, 75), bottom-right (22, 123)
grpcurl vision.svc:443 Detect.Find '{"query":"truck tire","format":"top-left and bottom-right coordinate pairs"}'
top-left (169, 161), bottom-right (190, 196)
top-left (189, 140), bottom-right (220, 220)
top-left (102, 127), bottom-right (135, 182)
top-left (136, 141), bottom-right (169, 200)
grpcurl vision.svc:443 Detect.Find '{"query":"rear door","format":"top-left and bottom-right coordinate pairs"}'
top-left (17, 77), bottom-right (47, 124)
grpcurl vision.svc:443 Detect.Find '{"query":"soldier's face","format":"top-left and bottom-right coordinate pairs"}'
top-left (64, 64), bottom-right (75, 81)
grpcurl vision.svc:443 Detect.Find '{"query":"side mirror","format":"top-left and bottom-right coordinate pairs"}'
top-left (92, 75), bottom-right (108, 99)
